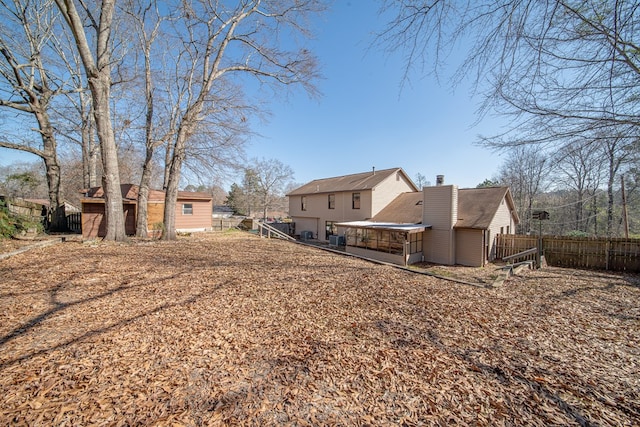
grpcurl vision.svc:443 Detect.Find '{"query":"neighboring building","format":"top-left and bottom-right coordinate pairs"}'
top-left (81, 184), bottom-right (212, 238)
top-left (337, 183), bottom-right (519, 267)
top-left (287, 167), bottom-right (418, 241)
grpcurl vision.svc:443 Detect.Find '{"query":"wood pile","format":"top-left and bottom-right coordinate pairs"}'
top-left (0, 231), bottom-right (638, 425)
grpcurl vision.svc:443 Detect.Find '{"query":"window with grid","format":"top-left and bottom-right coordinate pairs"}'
top-left (328, 194), bottom-right (335, 209)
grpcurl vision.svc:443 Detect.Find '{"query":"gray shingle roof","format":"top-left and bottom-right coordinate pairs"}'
top-left (370, 186), bottom-right (518, 229)
top-left (455, 187), bottom-right (513, 229)
top-left (372, 192), bottom-right (423, 223)
top-left (287, 168), bottom-right (415, 195)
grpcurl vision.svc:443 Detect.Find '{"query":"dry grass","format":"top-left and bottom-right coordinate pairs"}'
top-left (1, 231), bottom-right (638, 426)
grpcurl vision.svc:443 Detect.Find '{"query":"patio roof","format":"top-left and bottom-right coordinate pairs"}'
top-left (336, 221), bottom-right (430, 233)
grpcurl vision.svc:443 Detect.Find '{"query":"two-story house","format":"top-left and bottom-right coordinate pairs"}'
top-left (287, 167), bottom-right (418, 241)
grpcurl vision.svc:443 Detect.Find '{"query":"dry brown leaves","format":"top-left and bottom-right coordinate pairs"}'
top-left (0, 231), bottom-right (638, 426)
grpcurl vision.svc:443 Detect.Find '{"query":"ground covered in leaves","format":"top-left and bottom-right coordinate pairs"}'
top-left (1, 231), bottom-right (638, 426)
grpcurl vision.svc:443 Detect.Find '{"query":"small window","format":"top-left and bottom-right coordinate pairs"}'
top-left (328, 194), bottom-right (335, 209)
top-left (352, 192), bottom-right (361, 209)
top-left (301, 196), bottom-right (307, 211)
top-left (182, 203), bottom-right (193, 215)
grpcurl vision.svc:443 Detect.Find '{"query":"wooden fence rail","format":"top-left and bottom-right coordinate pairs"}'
top-left (496, 234), bottom-right (640, 272)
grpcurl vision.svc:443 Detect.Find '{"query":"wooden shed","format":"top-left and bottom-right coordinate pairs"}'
top-left (81, 184), bottom-right (212, 239)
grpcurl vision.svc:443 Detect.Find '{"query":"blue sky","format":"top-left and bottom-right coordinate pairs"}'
top-left (244, 2), bottom-right (505, 189)
top-left (0, 2), bottom-right (505, 190)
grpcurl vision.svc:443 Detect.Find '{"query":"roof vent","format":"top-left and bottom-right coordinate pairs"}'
top-left (436, 175), bottom-right (444, 186)
top-left (372, 166), bottom-right (376, 175)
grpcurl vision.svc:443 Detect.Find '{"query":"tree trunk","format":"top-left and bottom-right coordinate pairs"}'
top-left (136, 149), bottom-right (154, 238)
top-left (81, 103), bottom-right (99, 189)
top-left (43, 153), bottom-right (66, 232)
top-left (34, 103), bottom-right (67, 232)
top-left (55, 0), bottom-right (126, 241)
top-left (162, 144), bottom-right (184, 241)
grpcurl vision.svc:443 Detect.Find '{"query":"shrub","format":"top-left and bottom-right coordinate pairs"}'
top-left (0, 200), bottom-right (16, 238)
top-left (0, 199), bottom-right (44, 238)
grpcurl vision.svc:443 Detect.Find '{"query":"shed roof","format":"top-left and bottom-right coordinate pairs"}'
top-left (455, 186), bottom-right (519, 229)
top-left (81, 184), bottom-right (211, 202)
top-left (287, 167), bottom-right (417, 196)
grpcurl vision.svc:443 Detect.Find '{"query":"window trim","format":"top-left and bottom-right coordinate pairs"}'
top-left (182, 203), bottom-right (193, 215)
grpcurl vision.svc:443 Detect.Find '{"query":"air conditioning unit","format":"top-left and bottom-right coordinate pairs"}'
top-left (301, 231), bottom-right (313, 240)
top-left (329, 235), bottom-right (345, 246)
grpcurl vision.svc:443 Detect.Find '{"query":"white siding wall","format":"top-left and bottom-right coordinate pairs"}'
top-left (295, 217), bottom-right (319, 238)
top-left (422, 185), bottom-right (458, 265)
top-left (455, 228), bottom-right (484, 267)
top-left (486, 197), bottom-right (516, 260)
top-left (290, 191), bottom-right (374, 240)
top-left (371, 171), bottom-right (417, 216)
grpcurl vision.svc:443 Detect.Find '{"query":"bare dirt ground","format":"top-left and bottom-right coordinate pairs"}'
top-left (0, 231), bottom-right (638, 426)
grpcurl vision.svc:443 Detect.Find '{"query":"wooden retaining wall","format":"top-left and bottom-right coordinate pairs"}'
top-left (496, 234), bottom-right (640, 272)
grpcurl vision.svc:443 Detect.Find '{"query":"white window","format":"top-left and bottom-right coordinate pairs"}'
top-left (182, 203), bottom-right (193, 215)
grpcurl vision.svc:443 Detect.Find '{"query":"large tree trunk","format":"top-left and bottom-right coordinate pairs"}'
top-left (162, 143), bottom-right (184, 241)
top-left (35, 102), bottom-right (67, 232)
top-left (81, 101), bottom-right (99, 189)
top-left (136, 149), bottom-right (154, 238)
top-left (55, 0), bottom-right (126, 241)
top-left (92, 79), bottom-right (126, 241)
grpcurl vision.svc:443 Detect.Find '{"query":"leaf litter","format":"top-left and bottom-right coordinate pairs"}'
top-left (0, 231), bottom-right (638, 426)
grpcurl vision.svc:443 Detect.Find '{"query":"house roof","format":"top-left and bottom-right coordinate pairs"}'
top-left (368, 186), bottom-right (520, 230)
top-left (455, 186), bottom-right (519, 229)
top-left (287, 167), bottom-right (418, 196)
top-left (82, 184), bottom-right (211, 202)
top-left (371, 192), bottom-right (423, 223)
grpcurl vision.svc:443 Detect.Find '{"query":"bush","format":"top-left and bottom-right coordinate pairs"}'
top-left (0, 200), bottom-right (43, 238)
top-left (0, 200), bottom-right (17, 238)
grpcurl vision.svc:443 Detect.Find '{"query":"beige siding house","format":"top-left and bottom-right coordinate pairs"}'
top-left (287, 168), bottom-right (418, 241)
top-left (338, 184), bottom-right (519, 267)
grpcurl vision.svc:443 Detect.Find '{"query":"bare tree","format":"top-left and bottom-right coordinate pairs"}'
top-left (54, 0), bottom-right (127, 240)
top-left (250, 158), bottom-right (294, 221)
top-left (159, 0), bottom-right (323, 240)
top-left (496, 146), bottom-right (548, 234)
top-left (414, 173), bottom-right (429, 188)
top-left (599, 133), bottom-right (637, 237)
top-left (554, 141), bottom-right (605, 234)
top-left (379, 1), bottom-right (640, 155)
top-left (0, 0), bottom-right (69, 230)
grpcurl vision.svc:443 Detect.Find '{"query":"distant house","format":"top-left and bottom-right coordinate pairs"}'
top-left (287, 167), bottom-right (418, 240)
top-left (337, 184), bottom-right (519, 267)
top-left (81, 184), bottom-right (212, 238)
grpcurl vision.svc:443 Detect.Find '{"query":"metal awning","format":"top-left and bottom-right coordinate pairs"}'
top-left (335, 221), bottom-right (430, 233)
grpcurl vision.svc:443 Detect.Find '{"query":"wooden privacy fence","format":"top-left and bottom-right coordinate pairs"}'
top-left (496, 234), bottom-right (640, 272)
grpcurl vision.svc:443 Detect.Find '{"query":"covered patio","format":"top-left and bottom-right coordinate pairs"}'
top-left (336, 221), bottom-right (430, 266)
